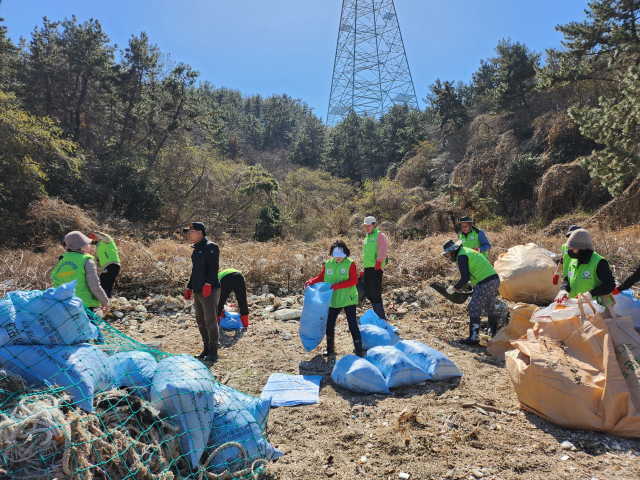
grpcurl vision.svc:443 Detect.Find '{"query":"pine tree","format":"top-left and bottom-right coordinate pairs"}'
top-left (425, 79), bottom-right (469, 130)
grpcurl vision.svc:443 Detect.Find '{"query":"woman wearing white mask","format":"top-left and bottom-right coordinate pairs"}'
top-left (305, 239), bottom-right (362, 357)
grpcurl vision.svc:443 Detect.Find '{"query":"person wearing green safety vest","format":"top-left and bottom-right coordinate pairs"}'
top-left (217, 269), bottom-right (249, 327)
top-left (555, 229), bottom-right (615, 306)
top-left (52, 231), bottom-right (110, 314)
top-left (458, 216), bottom-right (491, 259)
top-left (90, 231), bottom-right (121, 298)
top-left (552, 225), bottom-right (581, 286)
top-left (306, 239), bottom-right (363, 357)
top-left (361, 216), bottom-right (389, 321)
top-left (442, 240), bottom-right (501, 345)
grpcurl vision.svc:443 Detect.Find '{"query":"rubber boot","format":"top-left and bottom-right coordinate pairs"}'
top-left (323, 335), bottom-right (335, 356)
top-left (353, 339), bottom-right (364, 358)
top-left (196, 345), bottom-right (210, 359)
top-left (372, 302), bottom-right (386, 320)
top-left (459, 317), bottom-right (480, 345)
top-left (205, 345), bottom-right (218, 363)
top-left (488, 315), bottom-right (499, 337)
top-left (240, 315), bottom-right (249, 328)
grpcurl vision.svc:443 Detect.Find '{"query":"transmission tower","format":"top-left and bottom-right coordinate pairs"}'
top-left (327, 0), bottom-right (419, 126)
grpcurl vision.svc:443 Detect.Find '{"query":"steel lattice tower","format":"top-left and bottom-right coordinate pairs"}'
top-left (327, 0), bottom-right (419, 126)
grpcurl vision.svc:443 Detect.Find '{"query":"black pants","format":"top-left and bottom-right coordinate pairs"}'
top-left (217, 272), bottom-right (249, 316)
top-left (326, 304), bottom-right (361, 344)
top-left (363, 267), bottom-right (384, 304)
top-left (99, 264), bottom-right (120, 298)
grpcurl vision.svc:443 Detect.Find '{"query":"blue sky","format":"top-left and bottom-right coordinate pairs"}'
top-left (2, 0), bottom-right (590, 120)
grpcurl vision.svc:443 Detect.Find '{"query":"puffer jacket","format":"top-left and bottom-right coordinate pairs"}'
top-left (187, 237), bottom-right (220, 291)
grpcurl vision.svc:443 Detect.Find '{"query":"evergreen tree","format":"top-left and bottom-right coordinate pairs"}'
top-left (491, 39), bottom-right (540, 110)
top-left (424, 79), bottom-right (469, 130)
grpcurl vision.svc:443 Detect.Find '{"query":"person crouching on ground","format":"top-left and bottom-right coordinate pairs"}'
top-left (458, 216), bottom-right (491, 258)
top-left (52, 231), bottom-right (110, 314)
top-left (90, 231), bottom-right (121, 298)
top-left (305, 239), bottom-right (363, 357)
top-left (217, 268), bottom-right (250, 327)
top-left (443, 239), bottom-right (501, 345)
top-left (552, 225), bottom-right (581, 286)
top-left (182, 222), bottom-right (221, 363)
top-left (554, 228), bottom-right (615, 305)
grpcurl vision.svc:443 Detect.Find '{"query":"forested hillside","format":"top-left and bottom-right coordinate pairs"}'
top-left (1, 0), bottom-right (639, 246)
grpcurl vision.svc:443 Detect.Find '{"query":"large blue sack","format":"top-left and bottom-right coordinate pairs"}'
top-left (109, 351), bottom-right (157, 398)
top-left (219, 311), bottom-right (243, 330)
top-left (359, 308), bottom-right (399, 333)
top-left (616, 290), bottom-right (640, 331)
top-left (395, 340), bottom-right (463, 381)
top-left (0, 343), bottom-right (114, 412)
top-left (331, 355), bottom-right (389, 394)
top-left (359, 324), bottom-right (400, 350)
top-left (1, 281), bottom-right (99, 346)
top-left (365, 346), bottom-right (431, 389)
top-left (299, 283), bottom-right (333, 352)
top-left (206, 385), bottom-right (282, 475)
top-left (150, 355), bottom-right (216, 469)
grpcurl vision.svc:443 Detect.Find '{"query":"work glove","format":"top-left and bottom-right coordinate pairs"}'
top-left (90, 232), bottom-right (97, 241)
top-left (612, 286), bottom-right (621, 295)
top-left (582, 291), bottom-right (593, 301)
top-left (184, 289), bottom-right (192, 301)
top-left (330, 283), bottom-right (338, 290)
top-left (203, 283), bottom-right (212, 298)
top-left (101, 304), bottom-right (110, 315)
top-left (304, 279), bottom-right (312, 290)
top-left (358, 270), bottom-right (364, 279)
top-left (554, 290), bottom-right (568, 304)
top-left (374, 260), bottom-right (382, 271)
top-left (473, 247), bottom-right (480, 252)
top-left (446, 286), bottom-right (456, 295)
top-left (552, 274), bottom-right (559, 286)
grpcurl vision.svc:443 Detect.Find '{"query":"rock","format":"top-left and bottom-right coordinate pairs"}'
top-left (560, 455), bottom-right (570, 461)
top-left (274, 309), bottom-right (303, 321)
top-left (113, 311), bottom-right (124, 319)
top-left (359, 456), bottom-right (367, 464)
top-left (561, 441), bottom-right (575, 450)
top-left (117, 297), bottom-right (128, 304)
top-left (398, 473), bottom-right (410, 480)
top-left (617, 247), bottom-right (629, 255)
top-left (471, 470), bottom-right (484, 478)
top-left (283, 332), bottom-right (293, 340)
top-left (396, 308), bottom-right (408, 314)
top-left (134, 305), bottom-right (147, 313)
top-left (262, 285), bottom-right (270, 294)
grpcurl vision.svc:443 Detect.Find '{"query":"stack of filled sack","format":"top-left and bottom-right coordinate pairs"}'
top-left (331, 309), bottom-right (462, 394)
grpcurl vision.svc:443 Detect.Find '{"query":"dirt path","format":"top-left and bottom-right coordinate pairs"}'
top-left (121, 289), bottom-right (640, 480)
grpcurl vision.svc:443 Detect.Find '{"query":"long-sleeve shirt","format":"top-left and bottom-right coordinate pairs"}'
top-left (561, 255), bottom-right (616, 297)
top-left (376, 232), bottom-right (388, 263)
top-left (308, 262), bottom-right (358, 290)
top-left (460, 228), bottom-right (491, 254)
top-left (85, 257), bottom-right (109, 305)
top-left (619, 262), bottom-right (640, 292)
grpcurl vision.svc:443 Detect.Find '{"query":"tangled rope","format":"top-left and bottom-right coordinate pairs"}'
top-left (197, 442), bottom-right (268, 480)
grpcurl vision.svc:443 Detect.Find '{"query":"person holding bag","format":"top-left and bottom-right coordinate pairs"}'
top-left (305, 240), bottom-right (363, 357)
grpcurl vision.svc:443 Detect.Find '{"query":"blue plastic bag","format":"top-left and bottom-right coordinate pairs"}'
top-left (260, 374), bottom-right (322, 407)
top-left (110, 351), bottom-right (157, 397)
top-left (213, 383), bottom-right (271, 431)
top-left (365, 346), bottom-right (431, 388)
top-left (359, 309), bottom-right (399, 333)
top-left (0, 343), bottom-right (114, 412)
top-left (219, 311), bottom-right (243, 330)
top-left (395, 340), bottom-right (462, 381)
top-left (299, 283), bottom-right (333, 352)
top-left (616, 290), bottom-right (640, 331)
top-left (150, 355), bottom-right (216, 469)
top-left (1, 281), bottom-right (99, 346)
top-left (205, 384), bottom-right (282, 475)
top-left (331, 355), bottom-right (390, 394)
top-left (359, 324), bottom-right (401, 350)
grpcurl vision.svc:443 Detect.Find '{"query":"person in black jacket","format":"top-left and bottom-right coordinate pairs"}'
top-left (182, 222), bottom-right (221, 363)
top-left (613, 263), bottom-right (640, 295)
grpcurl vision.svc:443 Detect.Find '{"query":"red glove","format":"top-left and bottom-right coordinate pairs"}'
top-left (89, 232), bottom-right (97, 241)
top-left (358, 271), bottom-right (364, 279)
top-left (184, 289), bottom-right (192, 301)
top-left (203, 283), bottom-right (212, 297)
top-left (374, 260), bottom-right (382, 271)
top-left (552, 274), bottom-right (559, 286)
top-left (304, 279), bottom-right (312, 289)
top-left (474, 247), bottom-right (480, 252)
top-left (612, 286), bottom-right (621, 295)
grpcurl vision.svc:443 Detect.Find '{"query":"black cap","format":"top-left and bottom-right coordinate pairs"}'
top-left (458, 216), bottom-right (473, 224)
top-left (182, 222), bottom-right (206, 233)
top-left (566, 225), bottom-right (581, 238)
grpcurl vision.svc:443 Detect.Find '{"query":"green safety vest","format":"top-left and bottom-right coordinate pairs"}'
top-left (96, 239), bottom-right (120, 268)
top-left (457, 247), bottom-right (497, 287)
top-left (51, 252), bottom-right (101, 307)
top-left (324, 257), bottom-right (358, 309)
top-left (561, 244), bottom-right (571, 277)
top-left (363, 228), bottom-right (387, 269)
top-left (567, 252), bottom-right (607, 301)
top-left (458, 229), bottom-right (488, 258)
top-left (218, 268), bottom-right (241, 280)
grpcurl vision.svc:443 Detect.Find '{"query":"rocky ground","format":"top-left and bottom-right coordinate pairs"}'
top-left (103, 283), bottom-right (640, 480)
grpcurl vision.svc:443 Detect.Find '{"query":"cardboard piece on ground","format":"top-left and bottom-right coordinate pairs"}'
top-left (260, 373), bottom-right (322, 407)
top-left (495, 243), bottom-right (560, 304)
top-left (487, 303), bottom-right (537, 360)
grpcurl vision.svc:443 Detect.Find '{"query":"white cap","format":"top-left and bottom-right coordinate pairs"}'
top-left (332, 247), bottom-right (346, 258)
top-left (363, 216), bottom-right (377, 225)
